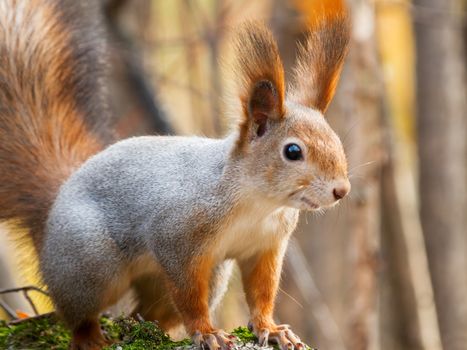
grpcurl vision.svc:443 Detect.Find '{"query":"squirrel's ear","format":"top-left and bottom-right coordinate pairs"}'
top-left (289, 1), bottom-right (350, 113)
top-left (232, 22), bottom-right (285, 149)
top-left (248, 79), bottom-right (282, 132)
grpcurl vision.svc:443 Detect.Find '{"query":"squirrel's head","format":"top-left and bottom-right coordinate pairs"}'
top-left (231, 15), bottom-right (350, 211)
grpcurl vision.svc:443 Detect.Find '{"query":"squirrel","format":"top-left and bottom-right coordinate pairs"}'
top-left (0, 0), bottom-right (351, 349)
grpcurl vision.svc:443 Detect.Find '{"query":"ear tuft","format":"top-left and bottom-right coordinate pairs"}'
top-left (231, 21), bottom-right (285, 151)
top-left (289, 1), bottom-right (350, 113)
top-left (233, 22), bottom-right (285, 117)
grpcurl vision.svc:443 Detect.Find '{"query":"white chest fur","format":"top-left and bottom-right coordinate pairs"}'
top-left (214, 203), bottom-right (299, 261)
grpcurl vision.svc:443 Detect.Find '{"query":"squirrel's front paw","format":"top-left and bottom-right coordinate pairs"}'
top-left (248, 321), bottom-right (304, 350)
top-left (193, 329), bottom-right (238, 350)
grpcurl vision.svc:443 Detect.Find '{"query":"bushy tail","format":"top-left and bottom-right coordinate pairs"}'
top-left (0, 0), bottom-right (112, 250)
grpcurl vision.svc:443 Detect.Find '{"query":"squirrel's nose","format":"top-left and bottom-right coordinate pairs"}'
top-left (333, 182), bottom-right (350, 200)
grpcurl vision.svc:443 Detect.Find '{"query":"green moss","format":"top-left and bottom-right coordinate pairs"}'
top-left (0, 314), bottom-right (70, 349)
top-left (232, 326), bottom-right (316, 350)
top-left (0, 315), bottom-right (316, 350)
top-left (104, 316), bottom-right (191, 350)
top-left (0, 314), bottom-right (192, 350)
top-left (231, 326), bottom-right (256, 343)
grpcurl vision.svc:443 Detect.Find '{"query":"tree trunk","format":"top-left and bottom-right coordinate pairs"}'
top-left (414, 1), bottom-right (467, 349)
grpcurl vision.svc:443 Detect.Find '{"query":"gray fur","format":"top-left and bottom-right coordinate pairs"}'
top-left (41, 133), bottom-right (282, 327)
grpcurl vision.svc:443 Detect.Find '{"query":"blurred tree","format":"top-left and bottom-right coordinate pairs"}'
top-left (414, 1), bottom-right (467, 349)
top-left (105, 0), bottom-right (174, 136)
top-left (376, 1), bottom-right (440, 349)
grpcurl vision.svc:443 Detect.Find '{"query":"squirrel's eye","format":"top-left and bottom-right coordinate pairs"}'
top-left (284, 143), bottom-right (303, 161)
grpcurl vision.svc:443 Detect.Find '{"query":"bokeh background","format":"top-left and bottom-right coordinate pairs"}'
top-left (1, 0), bottom-right (466, 349)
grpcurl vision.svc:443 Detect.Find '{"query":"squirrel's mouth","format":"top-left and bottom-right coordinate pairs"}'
top-left (300, 196), bottom-right (320, 210)
top-left (287, 190), bottom-right (321, 211)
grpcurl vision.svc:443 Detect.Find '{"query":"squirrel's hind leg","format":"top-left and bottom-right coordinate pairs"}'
top-left (70, 318), bottom-right (109, 350)
top-left (41, 224), bottom-right (131, 349)
top-left (131, 273), bottom-right (183, 331)
top-left (58, 271), bottom-right (128, 350)
top-left (131, 260), bottom-right (234, 336)
top-left (62, 270), bottom-right (130, 350)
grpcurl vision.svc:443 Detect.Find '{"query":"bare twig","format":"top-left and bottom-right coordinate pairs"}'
top-left (0, 299), bottom-right (16, 319)
top-left (22, 290), bottom-right (39, 316)
top-left (0, 285), bottom-right (49, 297)
top-left (0, 286), bottom-right (49, 319)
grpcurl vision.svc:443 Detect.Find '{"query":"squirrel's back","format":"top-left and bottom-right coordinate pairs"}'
top-left (0, 0), bottom-right (111, 250)
top-left (48, 136), bottom-right (234, 246)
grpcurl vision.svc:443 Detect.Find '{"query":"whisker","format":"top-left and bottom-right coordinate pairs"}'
top-left (347, 190), bottom-right (363, 204)
top-left (348, 160), bottom-right (377, 175)
top-left (279, 287), bottom-right (304, 309)
top-left (334, 203), bottom-right (342, 229)
top-left (341, 119), bottom-right (361, 147)
top-left (349, 174), bottom-right (365, 180)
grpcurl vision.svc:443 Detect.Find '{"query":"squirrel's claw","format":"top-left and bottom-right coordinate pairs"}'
top-left (193, 329), bottom-right (238, 350)
top-left (257, 328), bottom-right (270, 347)
top-left (205, 334), bottom-right (221, 350)
top-left (269, 329), bottom-right (294, 350)
top-left (249, 322), bottom-right (304, 350)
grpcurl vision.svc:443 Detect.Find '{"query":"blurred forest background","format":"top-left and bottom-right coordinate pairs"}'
top-left (1, 0), bottom-right (466, 349)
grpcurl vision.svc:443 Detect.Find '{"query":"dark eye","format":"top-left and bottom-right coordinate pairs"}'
top-left (284, 143), bottom-right (303, 161)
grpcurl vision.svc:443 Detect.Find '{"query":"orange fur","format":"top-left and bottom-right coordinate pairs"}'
top-left (289, 0), bottom-right (350, 112)
top-left (240, 248), bottom-right (284, 329)
top-left (291, 119), bottom-right (348, 176)
top-left (169, 255), bottom-right (214, 334)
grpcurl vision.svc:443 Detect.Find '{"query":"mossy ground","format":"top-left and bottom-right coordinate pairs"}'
top-left (0, 314), bottom-right (262, 350)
